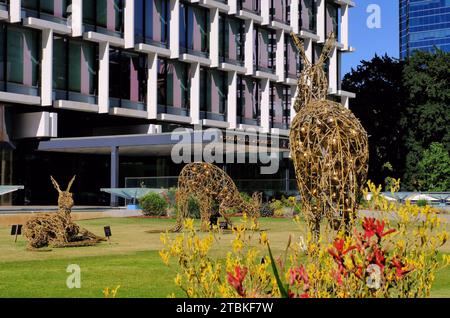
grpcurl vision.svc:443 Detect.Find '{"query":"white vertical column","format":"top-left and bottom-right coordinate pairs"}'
top-left (190, 62), bottom-right (201, 125)
top-left (170, 0), bottom-right (180, 59)
top-left (244, 19), bottom-right (254, 75)
top-left (98, 42), bottom-right (110, 114)
top-left (261, 0), bottom-right (270, 25)
top-left (337, 50), bottom-right (342, 91)
top-left (124, 0), bottom-right (135, 48)
top-left (316, 0), bottom-right (326, 42)
top-left (341, 96), bottom-right (349, 109)
top-left (341, 4), bottom-right (349, 50)
top-left (227, 71), bottom-right (237, 129)
top-left (291, 0), bottom-right (299, 34)
top-left (260, 78), bottom-right (270, 133)
top-left (71, 0), bottom-right (83, 37)
top-left (210, 8), bottom-right (219, 67)
top-left (229, 0), bottom-right (237, 14)
top-left (329, 47), bottom-right (337, 94)
top-left (276, 30), bottom-right (285, 82)
top-left (147, 53), bottom-right (158, 119)
top-left (41, 29), bottom-right (53, 106)
top-left (9, 0), bottom-right (21, 23)
top-left (290, 85), bottom-right (298, 121)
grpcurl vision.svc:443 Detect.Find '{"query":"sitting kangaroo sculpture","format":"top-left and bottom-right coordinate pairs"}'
top-left (289, 32), bottom-right (369, 240)
top-left (23, 176), bottom-right (105, 249)
top-left (172, 163), bottom-right (262, 232)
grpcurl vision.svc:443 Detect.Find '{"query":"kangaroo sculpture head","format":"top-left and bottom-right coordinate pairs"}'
top-left (243, 192), bottom-right (262, 218)
top-left (291, 32), bottom-right (336, 112)
top-left (51, 176), bottom-right (76, 212)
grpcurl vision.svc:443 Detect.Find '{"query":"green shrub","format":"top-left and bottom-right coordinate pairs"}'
top-left (187, 197), bottom-right (201, 219)
top-left (139, 193), bottom-right (168, 216)
top-left (416, 199), bottom-right (428, 207)
top-left (240, 192), bottom-right (252, 203)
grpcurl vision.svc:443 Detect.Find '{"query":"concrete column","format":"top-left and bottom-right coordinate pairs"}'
top-left (98, 42), bottom-right (110, 114)
top-left (9, 0), bottom-right (21, 23)
top-left (227, 71), bottom-right (237, 129)
top-left (70, 0), bottom-right (83, 37)
top-left (244, 19), bottom-right (254, 75)
top-left (209, 8), bottom-right (219, 67)
top-left (41, 29), bottom-right (53, 106)
top-left (290, 85), bottom-right (298, 122)
top-left (316, 0), bottom-right (326, 42)
top-left (276, 30), bottom-right (285, 82)
top-left (341, 4), bottom-right (349, 50)
top-left (124, 0), bottom-right (135, 48)
top-left (260, 78), bottom-right (270, 133)
top-left (342, 96), bottom-right (350, 109)
top-left (147, 53), bottom-right (158, 119)
top-left (190, 62), bottom-right (201, 125)
top-left (329, 47), bottom-right (338, 94)
top-left (229, 0), bottom-right (237, 14)
top-left (170, 0), bottom-right (180, 59)
top-left (261, 0), bottom-right (270, 25)
top-left (291, 0), bottom-right (299, 34)
top-left (110, 146), bottom-right (120, 207)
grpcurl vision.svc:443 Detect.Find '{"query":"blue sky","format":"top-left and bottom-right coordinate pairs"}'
top-left (342, 0), bottom-right (399, 76)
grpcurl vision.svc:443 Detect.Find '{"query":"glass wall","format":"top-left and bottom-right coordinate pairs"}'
top-left (200, 68), bottom-right (227, 121)
top-left (326, 1), bottom-right (339, 38)
top-left (285, 34), bottom-right (301, 79)
top-left (239, 0), bottom-right (260, 14)
top-left (270, 84), bottom-right (290, 130)
top-left (23, 0), bottom-right (72, 23)
top-left (135, 0), bottom-right (170, 47)
top-left (0, 24), bottom-right (40, 96)
top-left (83, 0), bottom-right (124, 36)
top-left (157, 59), bottom-right (190, 116)
top-left (254, 26), bottom-right (275, 73)
top-left (300, 0), bottom-right (316, 32)
top-left (179, 3), bottom-right (209, 57)
top-left (219, 14), bottom-right (245, 66)
top-left (237, 75), bottom-right (260, 126)
top-left (271, 0), bottom-right (291, 24)
top-left (109, 48), bottom-right (147, 110)
top-left (53, 36), bottom-right (98, 104)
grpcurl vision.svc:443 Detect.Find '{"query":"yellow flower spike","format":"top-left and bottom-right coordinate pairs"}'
top-left (260, 232), bottom-right (269, 245)
top-left (159, 250), bottom-right (170, 266)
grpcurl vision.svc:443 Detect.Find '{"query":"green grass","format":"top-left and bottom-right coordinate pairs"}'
top-left (0, 217), bottom-right (448, 298)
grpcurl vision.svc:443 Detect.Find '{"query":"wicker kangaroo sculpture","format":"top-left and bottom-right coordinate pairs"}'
top-left (23, 176), bottom-right (105, 249)
top-left (172, 163), bottom-right (262, 232)
top-left (290, 32), bottom-right (369, 240)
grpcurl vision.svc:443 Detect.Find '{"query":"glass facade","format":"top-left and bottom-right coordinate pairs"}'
top-left (23, 0), bottom-right (72, 24)
top-left (270, 83), bottom-right (290, 130)
top-left (237, 75), bottom-right (261, 126)
top-left (200, 68), bottom-right (228, 121)
top-left (400, 0), bottom-right (450, 59)
top-left (83, 0), bottom-right (124, 36)
top-left (179, 2), bottom-right (210, 57)
top-left (219, 14), bottom-right (245, 66)
top-left (239, 0), bottom-right (261, 14)
top-left (285, 34), bottom-right (301, 79)
top-left (300, 0), bottom-right (316, 32)
top-left (254, 26), bottom-right (276, 73)
top-left (135, 0), bottom-right (170, 47)
top-left (271, 0), bottom-right (291, 25)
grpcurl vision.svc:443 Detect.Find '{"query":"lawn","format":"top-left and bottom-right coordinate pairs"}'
top-left (0, 217), bottom-right (449, 298)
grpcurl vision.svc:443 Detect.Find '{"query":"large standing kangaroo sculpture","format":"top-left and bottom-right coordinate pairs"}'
top-left (289, 32), bottom-right (369, 240)
top-left (23, 176), bottom-right (105, 249)
top-left (172, 163), bottom-right (262, 232)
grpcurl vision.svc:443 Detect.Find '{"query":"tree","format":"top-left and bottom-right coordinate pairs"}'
top-left (402, 49), bottom-right (450, 189)
top-left (416, 143), bottom-right (450, 191)
top-left (342, 55), bottom-right (407, 186)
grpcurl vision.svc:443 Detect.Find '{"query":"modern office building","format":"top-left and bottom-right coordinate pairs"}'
top-left (400, 0), bottom-right (450, 59)
top-left (0, 0), bottom-right (355, 206)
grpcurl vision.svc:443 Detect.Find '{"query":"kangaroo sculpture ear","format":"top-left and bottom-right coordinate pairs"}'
top-left (291, 32), bottom-right (311, 67)
top-left (50, 176), bottom-right (62, 193)
top-left (66, 175), bottom-right (76, 192)
top-left (252, 192), bottom-right (262, 206)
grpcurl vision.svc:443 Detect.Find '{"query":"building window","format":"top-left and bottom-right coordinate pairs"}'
top-left (237, 75), bottom-right (260, 126)
top-left (239, 0), bottom-right (260, 14)
top-left (23, 0), bottom-right (72, 22)
top-left (271, 0), bottom-right (291, 24)
top-left (200, 68), bottom-right (227, 121)
top-left (285, 34), bottom-right (301, 79)
top-left (53, 36), bottom-right (98, 103)
top-left (313, 43), bottom-right (329, 78)
top-left (180, 3), bottom-right (209, 57)
top-left (326, 1), bottom-right (339, 38)
top-left (0, 24), bottom-right (40, 95)
top-left (83, 0), bottom-right (124, 35)
top-left (270, 84), bottom-right (290, 130)
top-left (135, 0), bottom-right (170, 47)
top-left (109, 48), bottom-right (147, 110)
top-left (219, 14), bottom-right (245, 66)
top-left (157, 59), bottom-right (190, 116)
top-left (254, 26), bottom-right (276, 74)
top-left (300, 0), bottom-right (316, 32)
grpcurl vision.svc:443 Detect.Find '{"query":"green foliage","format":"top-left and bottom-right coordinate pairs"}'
top-left (240, 192), bottom-right (252, 203)
top-left (187, 196), bottom-right (201, 219)
top-left (139, 193), bottom-right (168, 216)
top-left (416, 143), bottom-right (450, 191)
top-left (416, 199), bottom-right (428, 207)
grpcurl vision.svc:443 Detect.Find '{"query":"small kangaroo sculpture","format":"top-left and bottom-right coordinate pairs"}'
top-left (289, 32), bottom-right (369, 240)
top-left (173, 163), bottom-right (262, 232)
top-left (23, 176), bottom-right (105, 249)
